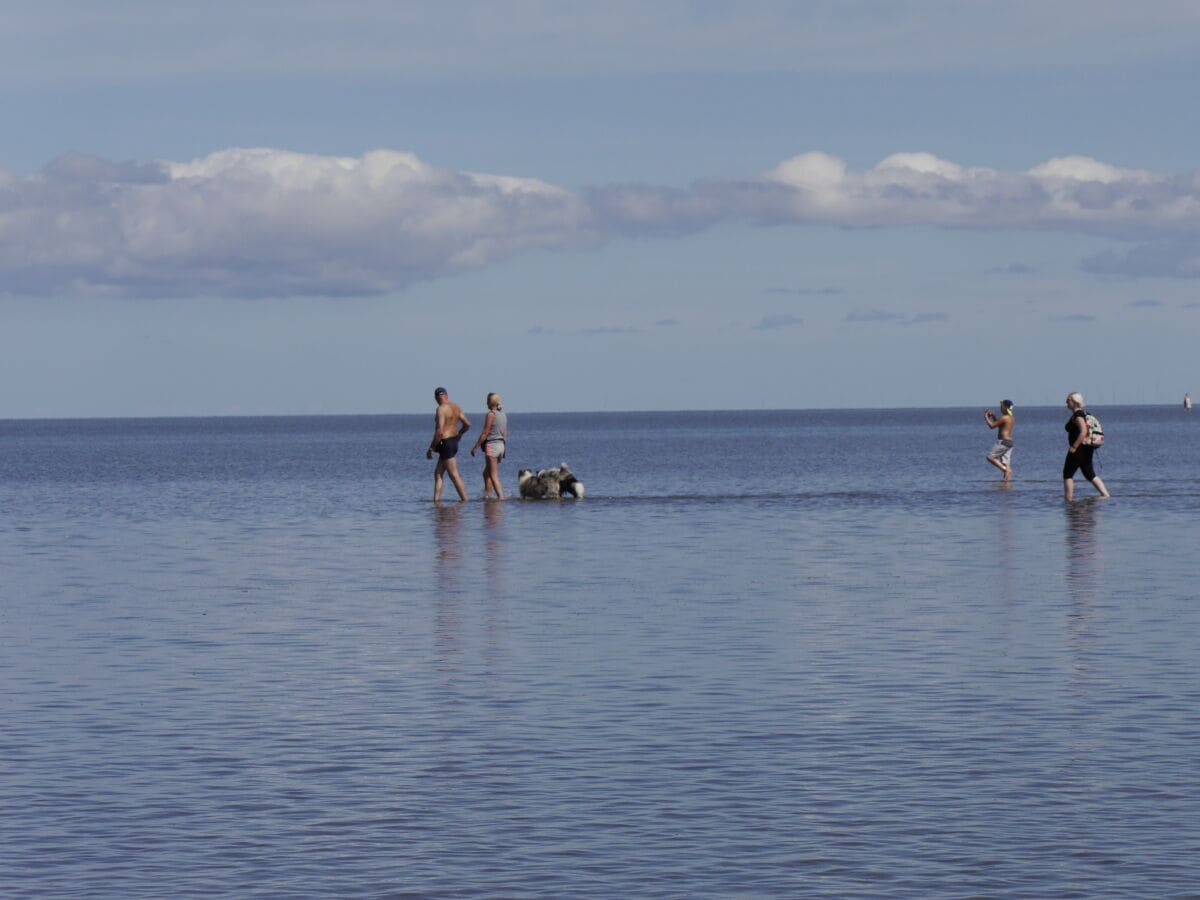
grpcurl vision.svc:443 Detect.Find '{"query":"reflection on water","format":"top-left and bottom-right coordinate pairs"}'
top-left (1064, 498), bottom-right (1103, 603)
top-left (991, 483), bottom-right (1018, 606)
top-left (1063, 498), bottom-right (1104, 699)
top-left (481, 500), bottom-right (508, 676)
top-left (482, 499), bottom-right (506, 590)
top-left (432, 503), bottom-right (465, 672)
top-left (5, 411), bottom-right (1200, 899)
top-left (433, 502), bottom-right (465, 566)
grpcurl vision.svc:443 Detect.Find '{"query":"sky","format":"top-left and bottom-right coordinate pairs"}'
top-left (2, 1), bottom-right (1199, 417)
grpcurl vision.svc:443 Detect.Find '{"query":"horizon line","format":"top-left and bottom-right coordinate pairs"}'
top-left (1, 401), bottom-right (1189, 424)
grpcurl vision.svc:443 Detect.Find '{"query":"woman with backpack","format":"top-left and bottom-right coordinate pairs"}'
top-left (1063, 392), bottom-right (1110, 500)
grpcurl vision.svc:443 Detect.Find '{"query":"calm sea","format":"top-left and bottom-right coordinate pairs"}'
top-left (2, 407), bottom-right (1198, 898)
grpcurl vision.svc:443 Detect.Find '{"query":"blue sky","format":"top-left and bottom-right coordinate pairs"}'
top-left (2, 1), bottom-right (1199, 416)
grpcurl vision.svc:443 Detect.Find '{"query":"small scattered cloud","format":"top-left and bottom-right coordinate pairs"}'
top-left (763, 286), bottom-right (843, 296)
top-left (752, 313), bottom-right (804, 330)
top-left (1182, 302), bottom-right (1200, 309)
top-left (1081, 241), bottom-right (1200, 279)
top-left (581, 325), bottom-right (637, 335)
top-left (1126, 298), bottom-right (1164, 308)
top-left (846, 307), bottom-right (947, 326)
top-left (907, 312), bottom-right (949, 325)
top-left (846, 307), bottom-right (906, 324)
top-left (527, 325), bottom-right (555, 335)
top-left (987, 262), bottom-right (1037, 275)
top-left (654, 318), bottom-right (680, 327)
top-left (1051, 313), bottom-right (1098, 323)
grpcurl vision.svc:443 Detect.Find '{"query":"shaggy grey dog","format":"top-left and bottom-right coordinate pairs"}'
top-left (517, 464), bottom-right (585, 499)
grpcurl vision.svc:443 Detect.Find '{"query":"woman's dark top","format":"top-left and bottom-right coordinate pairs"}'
top-left (1063, 409), bottom-right (1097, 479)
top-left (1065, 409), bottom-right (1087, 445)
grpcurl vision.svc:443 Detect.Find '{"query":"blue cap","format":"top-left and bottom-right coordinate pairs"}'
top-left (434, 386), bottom-right (447, 397)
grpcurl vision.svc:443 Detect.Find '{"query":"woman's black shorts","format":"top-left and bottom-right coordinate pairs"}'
top-left (1063, 445), bottom-right (1097, 480)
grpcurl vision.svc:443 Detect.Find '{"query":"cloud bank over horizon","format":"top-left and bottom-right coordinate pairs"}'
top-left (4, 147), bottom-right (1200, 299)
top-left (0, 149), bottom-right (594, 298)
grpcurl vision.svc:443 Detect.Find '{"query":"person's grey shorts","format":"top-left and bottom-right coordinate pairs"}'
top-left (987, 439), bottom-right (1014, 465)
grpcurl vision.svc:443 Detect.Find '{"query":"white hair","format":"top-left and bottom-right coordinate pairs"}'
top-left (1068, 391), bottom-right (1085, 407)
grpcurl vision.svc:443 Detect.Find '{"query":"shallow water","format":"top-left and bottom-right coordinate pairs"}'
top-left (2, 408), bottom-right (1198, 897)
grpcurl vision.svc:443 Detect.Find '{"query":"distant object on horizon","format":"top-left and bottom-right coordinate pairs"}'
top-left (1186, 393), bottom-right (1193, 412)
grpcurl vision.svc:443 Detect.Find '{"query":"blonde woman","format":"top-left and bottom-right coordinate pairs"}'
top-left (470, 393), bottom-right (508, 499)
top-left (1063, 392), bottom-right (1110, 500)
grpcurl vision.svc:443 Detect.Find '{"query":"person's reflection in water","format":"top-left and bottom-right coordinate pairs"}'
top-left (432, 503), bottom-right (465, 669)
top-left (482, 500), bottom-right (506, 589)
top-left (433, 502), bottom-right (465, 566)
top-left (1064, 498), bottom-right (1102, 603)
top-left (991, 481), bottom-right (1017, 606)
top-left (428, 502), bottom-right (473, 784)
top-left (1063, 498), bottom-right (1104, 701)
top-left (481, 500), bottom-right (508, 674)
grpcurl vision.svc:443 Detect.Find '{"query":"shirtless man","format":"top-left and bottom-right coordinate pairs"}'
top-left (426, 387), bottom-right (471, 502)
top-left (983, 399), bottom-right (1015, 482)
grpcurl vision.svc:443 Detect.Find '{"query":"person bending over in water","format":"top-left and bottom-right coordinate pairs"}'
top-left (1063, 392), bottom-right (1110, 500)
top-left (426, 386), bottom-right (471, 502)
top-left (983, 399), bottom-right (1015, 482)
top-left (470, 392), bottom-right (508, 500)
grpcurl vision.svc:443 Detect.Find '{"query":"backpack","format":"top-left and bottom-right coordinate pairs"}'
top-left (1084, 412), bottom-right (1104, 447)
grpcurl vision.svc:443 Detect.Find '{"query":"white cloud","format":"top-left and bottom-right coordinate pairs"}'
top-left (766, 152), bottom-right (848, 195)
top-left (0, 148), bottom-right (593, 298)
top-left (876, 152), bottom-right (966, 180)
top-left (746, 152), bottom-right (1200, 232)
top-left (5, 147), bottom-right (1200, 299)
top-left (1027, 156), bottom-right (1148, 184)
top-left (604, 152), bottom-right (1200, 247)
